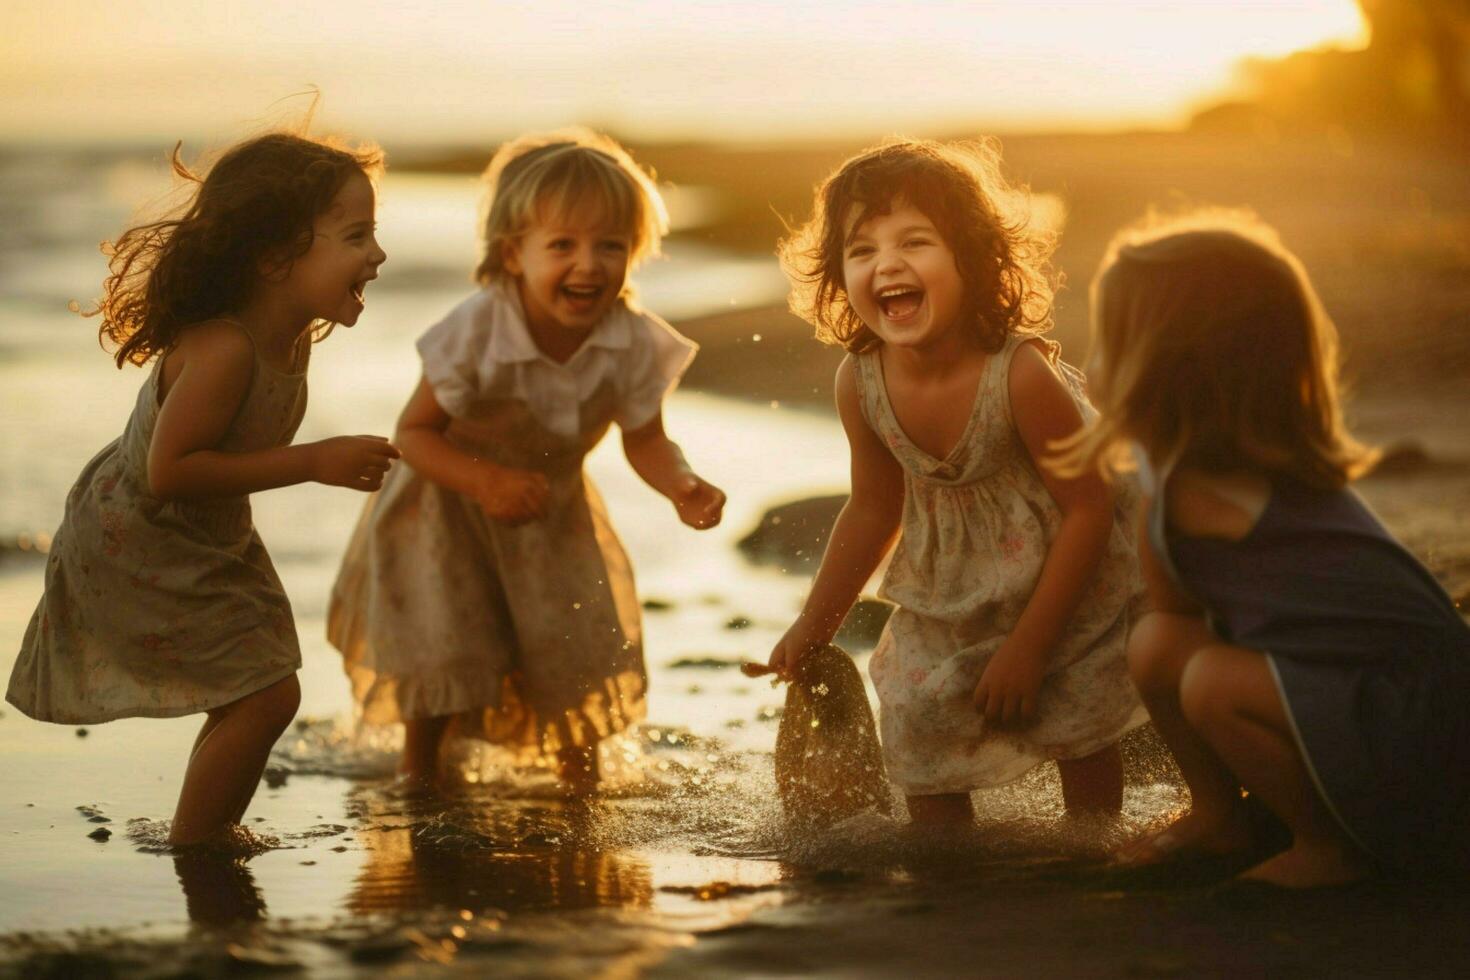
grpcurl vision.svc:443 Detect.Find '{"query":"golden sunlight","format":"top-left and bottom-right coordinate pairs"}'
top-left (0, 0), bottom-right (1368, 142)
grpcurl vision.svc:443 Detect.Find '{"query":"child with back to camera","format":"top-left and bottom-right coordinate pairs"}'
top-left (766, 139), bottom-right (1147, 826)
top-left (328, 130), bottom-right (725, 794)
top-left (1061, 211), bottom-right (1470, 888)
top-left (6, 132), bottom-right (398, 846)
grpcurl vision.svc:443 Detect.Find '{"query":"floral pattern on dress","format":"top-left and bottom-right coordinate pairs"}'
top-left (854, 334), bottom-right (1148, 795)
top-left (328, 286), bottom-right (696, 759)
top-left (7, 327), bottom-right (309, 724)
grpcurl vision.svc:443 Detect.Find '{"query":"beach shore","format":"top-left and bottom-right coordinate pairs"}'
top-left (2, 127), bottom-right (1468, 978)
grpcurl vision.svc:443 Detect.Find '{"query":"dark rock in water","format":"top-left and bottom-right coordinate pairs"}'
top-left (641, 597), bottom-right (674, 611)
top-left (834, 597), bottom-right (894, 649)
top-left (87, 827), bottom-right (111, 841)
top-left (1368, 439), bottom-right (1434, 476)
top-left (74, 727), bottom-right (88, 738)
top-left (737, 495), bottom-right (846, 573)
top-left (262, 766), bottom-right (290, 788)
top-left (774, 644), bottom-right (891, 829)
top-left (812, 867), bottom-right (865, 885)
top-left (667, 656), bottom-right (742, 670)
top-left (724, 615), bottom-right (752, 630)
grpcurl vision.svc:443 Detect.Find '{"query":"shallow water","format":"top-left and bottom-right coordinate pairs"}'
top-left (4, 147), bottom-right (1470, 977)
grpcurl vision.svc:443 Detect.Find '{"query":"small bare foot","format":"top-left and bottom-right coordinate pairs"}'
top-left (558, 747), bottom-right (600, 796)
top-left (1113, 810), bottom-right (1255, 867)
top-left (1238, 841), bottom-right (1368, 889)
top-left (387, 770), bottom-right (442, 799)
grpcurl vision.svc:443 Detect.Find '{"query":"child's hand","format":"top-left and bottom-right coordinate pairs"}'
top-left (471, 463), bottom-right (549, 525)
top-left (671, 473), bottom-right (725, 530)
top-left (311, 435), bottom-right (400, 491)
top-left (766, 623), bottom-right (827, 681)
top-left (972, 640), bottom-right (1047, 729)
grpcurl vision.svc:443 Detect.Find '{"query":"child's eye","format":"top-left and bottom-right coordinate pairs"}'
top-left (846, 245), bottom-right (874, 259)
top-left (904, 238), bottom-right (933, 248)
top-left (549, 239), bottom-right (574, 250)
top-left (599, 240), bottom-right (628, 254)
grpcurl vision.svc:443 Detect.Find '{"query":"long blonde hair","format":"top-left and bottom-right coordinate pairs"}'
top-left (1056, 210), bottom-right (1375, 488)
top-left (473, 128), bottom-right (667, 286)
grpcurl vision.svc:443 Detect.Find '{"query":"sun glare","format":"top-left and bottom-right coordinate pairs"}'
top-left (0, 1), bottom-right (1369, 142)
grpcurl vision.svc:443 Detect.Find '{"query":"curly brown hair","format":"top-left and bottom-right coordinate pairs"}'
top-left (778, 137), bottom-right (1057, 354)
top-left (92, 132), bottom-right (384, 367)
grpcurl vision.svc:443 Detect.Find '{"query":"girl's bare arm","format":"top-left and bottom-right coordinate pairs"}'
top-left (147, 321), bottom-right (396, 500)
top-left (395, 375), bottom-right (548, 522)
top-left (975, 341), bottom-right (1117, 726)
top-left (768, 356), bottom-right (905, 674)
top-left (621, 412), bottom-right (725, 529)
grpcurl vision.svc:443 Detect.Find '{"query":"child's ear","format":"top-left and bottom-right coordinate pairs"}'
top-left (256, 248), bottom-right (292, 283)
top-left (501, 238), bottom-right (523, 277)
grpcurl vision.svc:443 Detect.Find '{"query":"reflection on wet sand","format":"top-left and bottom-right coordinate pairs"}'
top-left (347, 792), bottom-right (654, 917)
top-left (172, 852), bottom-right (267, 925)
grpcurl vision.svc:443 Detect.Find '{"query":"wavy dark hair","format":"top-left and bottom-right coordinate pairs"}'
top-left (91, 132), bottom-right (384, 367)
top-left (778, 137), bottom-right (1057, 353)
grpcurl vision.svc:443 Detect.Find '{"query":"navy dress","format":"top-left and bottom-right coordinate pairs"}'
top-left (1148, 468), bottom-right (1470, 873)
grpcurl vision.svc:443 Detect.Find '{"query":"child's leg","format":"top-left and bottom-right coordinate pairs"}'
top-left (557, 743), bottom-right (600, 794)
top-left (170, 674), bottom-right (301, 846)
top-left (401, 715), bottom-right (451, 784)
top-left (1120, 612), bottom-right (1254, 858)
top-left (1179, 646), bottom-right (1367, 888)
top-left (188, 714), bottom-right (225, 763)
top-left (906, 793), bottom-right (974, 825)
top-left (1057, 744), bottom-right (1123, 814)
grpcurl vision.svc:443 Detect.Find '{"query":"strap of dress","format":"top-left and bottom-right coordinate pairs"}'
top-left (850, 351), bottom-right (884, 436)
top-left (1140, 452), bottom-right (1200, 601)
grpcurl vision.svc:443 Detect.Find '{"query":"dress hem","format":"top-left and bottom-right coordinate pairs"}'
top-left (4, 658), bottom-right (301, 726)
top-left (888, 704), bottom-right (1149, 796)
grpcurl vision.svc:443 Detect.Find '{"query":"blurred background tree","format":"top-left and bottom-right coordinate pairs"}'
top-left (1195, 0), bottom-right (1469, 143)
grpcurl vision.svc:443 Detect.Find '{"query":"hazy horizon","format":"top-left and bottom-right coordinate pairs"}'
top-left (2, 0), bottom-right (1366, 147)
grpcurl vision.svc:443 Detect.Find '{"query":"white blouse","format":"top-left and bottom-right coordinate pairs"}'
top-left (415, 280), bottom-right (698, 438)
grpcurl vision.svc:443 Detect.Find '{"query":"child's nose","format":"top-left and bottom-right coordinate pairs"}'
top-left (875, 246), bottom-right (905, 274)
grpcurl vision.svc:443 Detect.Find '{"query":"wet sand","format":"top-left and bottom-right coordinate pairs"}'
top-left (3, 128), bottom-right (1470, 977)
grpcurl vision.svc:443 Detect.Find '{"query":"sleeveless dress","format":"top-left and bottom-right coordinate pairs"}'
top-left (1147, 464), bottom-right (1470, 872)
top-left (7, 325), bottom-right (309, 723)
top-left (328, 282), bottom-right (695, 757)
top-left (856, 333), bottom-right (1147, 796)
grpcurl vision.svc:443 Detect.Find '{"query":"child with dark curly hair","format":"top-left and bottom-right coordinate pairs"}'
top-left (6, 131), bottom-right (398, 846)
top-left (767, 139), bottom-right (1146, 825)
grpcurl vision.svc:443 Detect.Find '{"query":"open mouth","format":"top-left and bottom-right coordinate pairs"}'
top-left (561, 284), bottom-right (604, 304)
top-left (350, 280), bottom-right (370, 304)
top-left (877, 285), bottom-right (924, 320)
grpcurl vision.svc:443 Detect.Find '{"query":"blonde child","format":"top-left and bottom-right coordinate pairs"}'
top-left (1064, 211), bottom-right (1470, 887)
top-left (7, 132), bottom-right (398, 846)
top-left (767, 139), bottom-right (1146, 825)
top-left (328, 130), bottom-right (725, 793)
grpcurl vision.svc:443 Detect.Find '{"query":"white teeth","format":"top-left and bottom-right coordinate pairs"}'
top-left (878, 285), bottom-right (919, 298)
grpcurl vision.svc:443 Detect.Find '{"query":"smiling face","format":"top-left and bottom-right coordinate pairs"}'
top-left (285, 171), bottom-right (386, 327)
top-left (841, 200), bottom-right (966, 352)
top-left (503, 200), bottom-right (632, 351)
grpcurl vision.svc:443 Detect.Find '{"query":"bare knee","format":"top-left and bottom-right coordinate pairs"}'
top-left (249, 673), bottom-right (301, 733)
top-left (1178, 649), bottom-right (1236, 732)
top-left (1127, 612), bottom-right (1209, 695)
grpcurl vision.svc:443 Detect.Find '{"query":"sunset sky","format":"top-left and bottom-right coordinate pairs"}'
top-left (2, 0), bottom-right (1367, 144)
